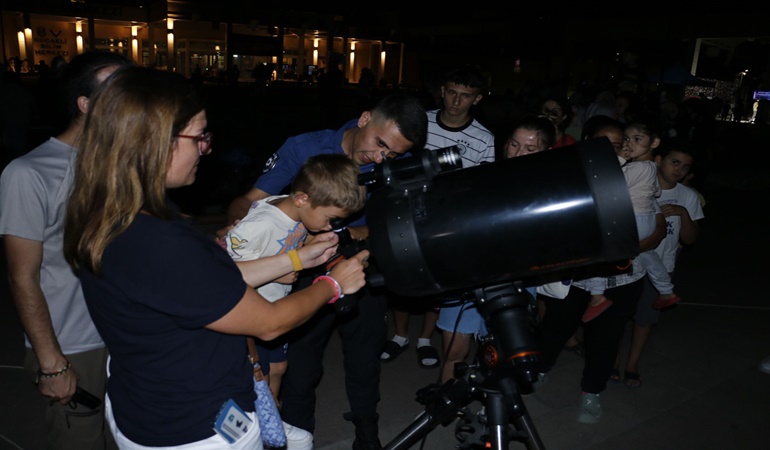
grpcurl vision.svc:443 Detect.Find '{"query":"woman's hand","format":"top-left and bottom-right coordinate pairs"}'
top-left (328, 249), bottom-right (369, 296)
top-left (298, 231), bottom-right (339, 269)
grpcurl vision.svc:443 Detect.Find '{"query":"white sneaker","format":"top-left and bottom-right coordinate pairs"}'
top-left (576, 392), bottom-right (602, 424)
top-left (760, 356), bottom-right (770, 375)
top-left (283, 422), bottom-right (313, 450)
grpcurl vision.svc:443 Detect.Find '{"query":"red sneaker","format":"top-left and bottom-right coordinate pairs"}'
top-left (582, 300), bottom-right (613, 322)
top-left (653, 294), bottom-right (681, 310)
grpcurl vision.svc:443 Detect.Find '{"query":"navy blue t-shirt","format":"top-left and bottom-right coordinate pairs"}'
top-left (255, 119), bottom-right (374, 227)
top-left (78, 214), bottom-right (255, 446)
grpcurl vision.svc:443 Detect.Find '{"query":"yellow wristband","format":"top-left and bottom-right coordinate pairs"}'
top-left (288, 249), bottom-right (303, 272)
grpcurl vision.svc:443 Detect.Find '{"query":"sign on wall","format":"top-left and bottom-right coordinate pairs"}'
top-left (33, 25), bottom-right (73, 59)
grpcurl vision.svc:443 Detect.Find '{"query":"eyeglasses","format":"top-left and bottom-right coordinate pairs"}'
top-left (176, 131), bottom-right (213, 155)
top-left (540, 107), bottom-right (562, 117)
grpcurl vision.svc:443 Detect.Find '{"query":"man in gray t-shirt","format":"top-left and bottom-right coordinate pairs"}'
top-left (0, 51), bottom-right (131, 450)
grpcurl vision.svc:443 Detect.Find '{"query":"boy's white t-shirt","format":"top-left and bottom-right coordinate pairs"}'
top-left (654, 183), bottom-right (705, 272)
top-left (224, 195), bottom-right (307, 301)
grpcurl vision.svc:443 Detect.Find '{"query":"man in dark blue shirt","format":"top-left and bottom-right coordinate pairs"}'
top-left (226, 92), bottom-right (427, 450)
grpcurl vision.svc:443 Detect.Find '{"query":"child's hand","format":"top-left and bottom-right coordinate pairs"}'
top-left (214, 219), bottom-right (240, 248)
top-left (298, 231), bottom-right (339, 269)
top-left (659, 203), bottom-right (686, 218)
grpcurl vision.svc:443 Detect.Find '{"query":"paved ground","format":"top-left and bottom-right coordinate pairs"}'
top-left (1, 88), bottom-right (769, 449)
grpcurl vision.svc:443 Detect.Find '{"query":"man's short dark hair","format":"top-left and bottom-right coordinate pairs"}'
top-left (372, 92), bottom-right (428, 153)
top-left (443, 64), bottom-right (486, 91)
top-left (63, 51), bottom-right (133, 123)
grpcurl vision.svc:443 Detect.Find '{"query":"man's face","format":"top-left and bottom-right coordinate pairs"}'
top-left (441, 82), bottom-right (481, 118)
top-left (349, 113), bottom-right (413, 166)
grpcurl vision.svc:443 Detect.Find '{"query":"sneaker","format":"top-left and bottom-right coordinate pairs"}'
top-left (283, 422), bottom-right (313, 450)
top-left (577, 392), bottom-right (602, 424)
top-left (760, 356), bottom-right (770, 375)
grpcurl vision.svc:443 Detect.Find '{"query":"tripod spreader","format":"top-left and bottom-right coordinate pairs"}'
top-left (383, 378), bottom-right (475, 450)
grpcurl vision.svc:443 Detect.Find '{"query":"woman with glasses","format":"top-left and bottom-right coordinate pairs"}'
top-left (63, 66), bottom-right (370, 449)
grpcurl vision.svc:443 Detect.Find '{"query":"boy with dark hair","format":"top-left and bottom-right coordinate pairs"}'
top-left (381, 64), bottom-right (494, 369)
top-left (613, 136), bottom-right (704, 387)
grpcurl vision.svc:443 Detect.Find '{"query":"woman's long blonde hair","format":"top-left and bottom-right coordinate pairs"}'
top-left (64, 66), bottom-right (205, 273)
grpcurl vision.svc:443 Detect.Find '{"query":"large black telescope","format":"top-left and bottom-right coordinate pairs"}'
top-left (362, 138), bottom-right (639, 297)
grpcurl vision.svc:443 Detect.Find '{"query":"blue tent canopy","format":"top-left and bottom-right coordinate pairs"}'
top-left (650, 63), bottom-right (717, 87)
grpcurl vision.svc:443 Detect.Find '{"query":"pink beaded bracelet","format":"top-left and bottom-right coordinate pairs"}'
top-left (313, 275), bottom-right (344, 304)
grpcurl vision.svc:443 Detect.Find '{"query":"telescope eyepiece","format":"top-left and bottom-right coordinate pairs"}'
top-left (357, 146), bottom-right (463, 189)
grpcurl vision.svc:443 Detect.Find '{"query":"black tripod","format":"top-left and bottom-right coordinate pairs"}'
top-left (383, 282), bottom-right (546, 450)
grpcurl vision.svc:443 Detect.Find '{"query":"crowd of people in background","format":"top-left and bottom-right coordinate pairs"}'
top-left (0, 52), bottom-right (764, 450)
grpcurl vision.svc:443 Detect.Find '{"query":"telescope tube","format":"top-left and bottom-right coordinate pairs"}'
top-left (366, 138), bottom-right (638, 297)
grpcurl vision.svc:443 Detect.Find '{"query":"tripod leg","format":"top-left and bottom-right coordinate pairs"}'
top-left (499, 377), bottom-right (546, 450)
top-left (484, 392), bottom-right (511, 450)
top-left (511, 412), bottom-right (545, 450)
top-left (383, 378), bottom-right (474, 450)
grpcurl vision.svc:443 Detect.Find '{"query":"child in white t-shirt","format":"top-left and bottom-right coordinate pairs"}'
top-left (224, 154), bottom-right (367, 401)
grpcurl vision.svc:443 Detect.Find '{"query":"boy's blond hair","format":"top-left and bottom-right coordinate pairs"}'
top-left (291, 154), bottom-right (367, 214)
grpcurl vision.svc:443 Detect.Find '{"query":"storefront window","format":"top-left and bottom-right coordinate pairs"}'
top-left (92, 37), bottom-right (130, 57)
top-left (176, 39), bottom-right (225, 77)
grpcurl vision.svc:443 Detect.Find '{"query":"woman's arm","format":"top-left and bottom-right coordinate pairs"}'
top-left (207, 249), bottom-right (369, 341)
top-left (234, 231), bottom-right (339, 287)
